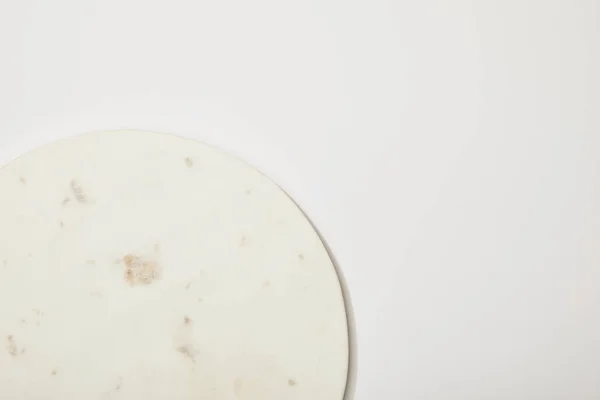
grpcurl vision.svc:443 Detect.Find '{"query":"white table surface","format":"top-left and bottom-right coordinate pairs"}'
top-left (1, 1), bottom-right (599, 399)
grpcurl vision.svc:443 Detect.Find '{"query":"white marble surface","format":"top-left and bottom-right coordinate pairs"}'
top-left (0, 131), bottom-right (349, 399)
top-left (3, 2), bottom-right (600, 398)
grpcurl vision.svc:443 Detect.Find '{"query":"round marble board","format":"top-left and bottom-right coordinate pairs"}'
top-left (0, 131), bottom-right (349, 400)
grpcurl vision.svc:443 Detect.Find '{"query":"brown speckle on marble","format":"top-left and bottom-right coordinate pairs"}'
top-left (70, 180), bottom-right (87, 203)
top-left (245, 188), bottom-right (252, 195)
top-left (298, 253), bottom-right (305, 261)
top-left (198, 298), bottom-right (203, 303)
top-left (59, 221), bottom-right (64, 228)
top-left (239, 236), bottom-right (247, 246)
top-left (115, 377), bottom-right (123, 391)
top-left (7, 335), bottom-right (18, 356)
top-left (51, 369), bottom-right (57, 376)
top-left (123, 254), bottom-right (160, 286)
top-left (185, 157), bottom-right (194, 168)
top-left (288, 379), bottom-right (297, 387)
top-left (263, 281), bottom-right (271, 288)
top-left (176, 344), bottom-right (198, 363)
top-left (19, 177), bottom-right (26, 184)
top-left (86, 260), bottom-right (96, 265)
top-left (62, 197), bottom-right (71, 206)
top-left (185, 282), bottom-right (192, 290)
top-left (175, 317), bottom-right (198, 363)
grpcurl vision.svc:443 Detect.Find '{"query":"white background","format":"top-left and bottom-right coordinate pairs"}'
top-left (1, 1), bottom-right (599, 399)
